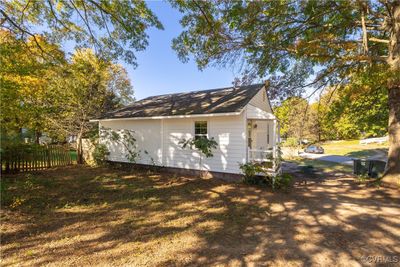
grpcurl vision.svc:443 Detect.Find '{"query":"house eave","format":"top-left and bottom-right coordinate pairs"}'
top-left (90, 110), bottom-right (244, 122)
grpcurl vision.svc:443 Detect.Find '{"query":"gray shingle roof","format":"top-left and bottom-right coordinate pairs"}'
top-left (99, 83), bottom-right (265, 119)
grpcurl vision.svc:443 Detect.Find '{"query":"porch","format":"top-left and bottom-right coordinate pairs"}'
top-left (246, 104), bottom-right (281, 175)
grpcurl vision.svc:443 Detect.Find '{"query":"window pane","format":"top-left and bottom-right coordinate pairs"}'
top-left (195, 121), bottom-right (207, 136)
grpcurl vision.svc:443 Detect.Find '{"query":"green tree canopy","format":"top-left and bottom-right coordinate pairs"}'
top-left (0, 30), bottom-right (65, 139)
top-left (274, 97), bottom-right (308, 139)
top-left (324, 67), bottom-right (388, 139)
top-left (46, 48), bottom-right (134, 162)
top-left (1, 32), bottom-right (133, 163)
top-left (171, 1), bottom-right (392, 77)
top-left (1, 0), bottom-right (163, 65)
top-left (275, 75), bottom-right (388, 142)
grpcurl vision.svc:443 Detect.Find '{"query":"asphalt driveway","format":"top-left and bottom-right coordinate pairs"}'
top-left (299, 152), bottom-right (354, 165)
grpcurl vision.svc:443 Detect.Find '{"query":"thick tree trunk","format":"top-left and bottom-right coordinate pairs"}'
top-left (384, 85), bottom-right (400, 183)
top-left (383, 2), bottom-right (400, 185)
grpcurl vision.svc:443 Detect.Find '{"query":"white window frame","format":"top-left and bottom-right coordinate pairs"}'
top-left (194, 121), bottom-right (208, 140)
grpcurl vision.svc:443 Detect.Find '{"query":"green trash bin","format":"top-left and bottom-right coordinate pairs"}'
top-left (353, 159), bottom-right (369, 176)
top-left (354, 159), bottom-right (386, 178)
top-left (368, 160), bottom-right (386, 178)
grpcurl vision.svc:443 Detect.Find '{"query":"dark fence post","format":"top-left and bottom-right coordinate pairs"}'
top-left (46, 147), bottom-right (51, 168)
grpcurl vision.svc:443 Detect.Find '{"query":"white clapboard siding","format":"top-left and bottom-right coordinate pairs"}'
top-left (249, 88), bottom-right (272, 113)
top-left (99, 114), bottom-right (247, 174)
top-left (246, 104), bottom-right (276, 120)
top-left (163, 114), bottom-right (247, 174)
top-left (99, 119), bottom-right (162, 165)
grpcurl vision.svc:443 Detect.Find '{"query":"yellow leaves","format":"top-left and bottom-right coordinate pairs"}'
top-left (0, 31), bottom-right (65, 133)
top-left (4, 73), bottom-right (43, 89)
top-left (0, 29), bottom-right (13, 43)
top-left (70, 23), bottom-right (84, 33)
top-left (71, 48), bottom-right (99, 66)
top-left (10, 196), bottom-right (26, 209)
top-left (56, 0), bottom-right (64, 12)
top-left (293, 33), bottom-right (359, 63)
top-left (20, 76), bottom-right (46, 93)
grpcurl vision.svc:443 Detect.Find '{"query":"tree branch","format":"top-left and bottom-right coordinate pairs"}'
top-left (369, 37), bottom-right (390, 43)
top-left (47, 0), bottom-right (73, 32)
top-left (86, 0), bottom-right (130, 33)
top-left (19, 0), bottom-right (31, 25)
top-left (361, 8), bottom-right (369, 54)
top-left (0, 8), bottom-right (48, 57)
top-left (68, 0), bottom-right (99, 50)
top-left (192, 0), bottom-right (221, 40)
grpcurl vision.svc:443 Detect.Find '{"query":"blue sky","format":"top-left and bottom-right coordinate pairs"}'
top-left (120, 1), bottom-right (239, 100)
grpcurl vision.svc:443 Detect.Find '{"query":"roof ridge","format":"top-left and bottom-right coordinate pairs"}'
top-left (138, 83), bottom-right (264, 102)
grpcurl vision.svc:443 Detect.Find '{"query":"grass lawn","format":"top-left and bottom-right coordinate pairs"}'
top-left (321, 140), bottom-right (388, 159)
top-left (1, 166), bottom-right (399, 266)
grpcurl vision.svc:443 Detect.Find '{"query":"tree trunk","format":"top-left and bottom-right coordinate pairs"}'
top-left (35, 131), bottom-right (40, 144)
top-left (76, 131), bottom-right (83, 164)
top-left (384, 83), bottom-right (400, 183)
top-left (383, 2), bottom-right (400, 185)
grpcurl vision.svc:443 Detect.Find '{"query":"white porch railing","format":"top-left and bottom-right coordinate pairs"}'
top-left (248, 148), bottom-right (274, 162)
top-left (248, 147), bottom-right (281, 175)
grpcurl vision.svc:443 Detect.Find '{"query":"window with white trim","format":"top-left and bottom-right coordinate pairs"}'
top-left (194, 121), bottom-right (208, 140)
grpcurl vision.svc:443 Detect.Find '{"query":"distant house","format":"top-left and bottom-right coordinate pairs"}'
top-left (92, 84), bottom-right (281, 177)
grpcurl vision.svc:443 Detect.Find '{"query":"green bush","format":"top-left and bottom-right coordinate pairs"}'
top-left (239, 162), bottom-right (265, 185)
top-left (282, 137), bottom-right (298, 147)
top-left (92, 143), bottom-right (110, 166)
top-left (240, 162), bottom-right (293, 190)
top-left (1, 142), bottom-right (42, 155)
top-left (270, 173), bottom-right (293, 190)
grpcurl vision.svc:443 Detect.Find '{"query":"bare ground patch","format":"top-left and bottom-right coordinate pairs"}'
top-left (1, 166), bottom-right (399, 266)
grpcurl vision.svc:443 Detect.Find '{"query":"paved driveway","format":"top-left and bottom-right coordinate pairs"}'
top-left (299, 152), bottom-right (354, 165)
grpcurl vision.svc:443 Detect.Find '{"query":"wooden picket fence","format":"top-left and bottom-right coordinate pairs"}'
top-left (1, 145), bottom-right (74, 174)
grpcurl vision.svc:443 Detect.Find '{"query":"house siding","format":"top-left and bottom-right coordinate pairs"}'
top-left (99, 119), bottom-right (163, 165)
top-left (163, 114), bottom-right (246, 174)
top-left (249, 87), bottom-right (272, 113)
top-left (99, 114), bottom-right (247, 174)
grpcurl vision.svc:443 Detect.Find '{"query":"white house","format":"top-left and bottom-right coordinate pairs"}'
top-left (93, 83), bottom-right (281, 177)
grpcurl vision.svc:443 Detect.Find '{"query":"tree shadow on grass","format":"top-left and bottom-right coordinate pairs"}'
top-left (344, 147), bottom-right (388, 159)
top-left (1, 165), bottom-right (399, 266)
